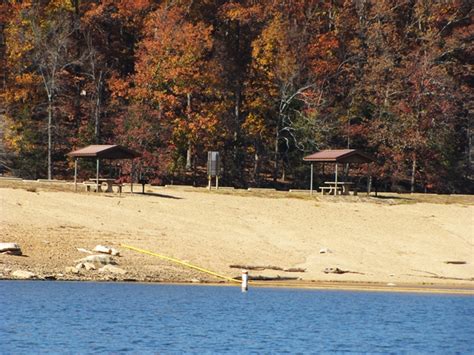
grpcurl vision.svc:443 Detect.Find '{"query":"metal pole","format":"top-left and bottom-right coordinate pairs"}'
top-left (208, 175), bottom-right (211, 190)
top-left (216, 175), bottom-right (219, 189)
top-left (241, 270), bottom-right (248, 292)
top-left (334, 163), bottom-right (338, 195)
top-left (74, 158), bottom-right (78, 192)
top-left (310, 163), bottom-right (313, 195)
top-left (96, 158), bottom-right (99, 192)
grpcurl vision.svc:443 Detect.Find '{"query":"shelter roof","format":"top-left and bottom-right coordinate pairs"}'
top-left (67, 145), bottom-right (141, 159)
top-left (303, 149), bottom-right (374, 163)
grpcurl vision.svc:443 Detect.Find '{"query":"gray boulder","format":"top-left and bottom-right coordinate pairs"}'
top-left (76, 254), bottom-right (116, 265)
top-left (65, 266), bottom-right (80, 274)
top-left (0, 243), bottom-right (22, 255)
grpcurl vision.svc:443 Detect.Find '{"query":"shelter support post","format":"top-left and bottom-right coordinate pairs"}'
top-left (310, 163), bottom-right (314, 195)
top-left (96, 159), bottom-right (100, 192)
top-left (334, 163), bottom-right (338, 196)
top-left (74, 158), bottom-right (78, 192)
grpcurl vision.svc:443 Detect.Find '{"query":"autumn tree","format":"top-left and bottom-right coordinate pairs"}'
top-left (5, 0), bottom-right (79, 179)
top-left (245, 1), bottom-right (342, 183)
top-left (120, 3), bottom-right (218, 183)
top-left (0, 0), bottom-right (471, 192)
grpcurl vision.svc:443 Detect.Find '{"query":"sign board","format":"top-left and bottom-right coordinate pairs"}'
top-left (207, 151), bottom-right (220, 177)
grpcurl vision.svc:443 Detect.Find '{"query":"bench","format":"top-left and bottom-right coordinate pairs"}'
top-left (83, 181), bottom-right (122, 193)
top-left (84, 181), bottom-right (101, 192)
top-left (319, 186), bottom-right (342, 195)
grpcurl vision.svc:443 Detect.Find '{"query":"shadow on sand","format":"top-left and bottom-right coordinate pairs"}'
top-left (372, 194), bottom-right (413, 200)
top-left (132, 191), bottom-right (182, 200)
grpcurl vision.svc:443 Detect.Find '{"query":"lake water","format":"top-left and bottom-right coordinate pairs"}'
top-left (1, 281), bottom-right (473, 353)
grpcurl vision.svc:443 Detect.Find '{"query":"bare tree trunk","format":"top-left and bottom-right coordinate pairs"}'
top-left (186, 144), bottom-right (192, 170)
top-left (94, 71), bottom-right (103, 143)
top-left (273, 122), bottom-right (280, 182)
top-left (47, 97), bottom-right (52, 180)
top-left (186, 93), bottom-right (192, 170)
top-left (410, 157), bottom-right (417, 193)
top-left (192, 153), bottom-right (197, 186)
top-left (233, 86), bottom-right (242, 182)
top-left (253, 145), bottom-right (260, 184)
top-left (344, 163), bottom-right (350, 181)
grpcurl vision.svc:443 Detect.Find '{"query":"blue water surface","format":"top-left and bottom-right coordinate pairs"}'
top-left (0, 281), bottom-right (473, 353)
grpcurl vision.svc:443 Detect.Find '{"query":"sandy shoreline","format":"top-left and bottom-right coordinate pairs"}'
top-left (1, 278), bottom-right (473, 296)
top-left (1, 180), bottom-right (473, 294)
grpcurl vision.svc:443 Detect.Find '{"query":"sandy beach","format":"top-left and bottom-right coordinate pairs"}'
top-left (1, 180), bottom-right (473, 294)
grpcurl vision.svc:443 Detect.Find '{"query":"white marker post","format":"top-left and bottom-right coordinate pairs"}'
top-left (241, 270), bottom-right (249, 292)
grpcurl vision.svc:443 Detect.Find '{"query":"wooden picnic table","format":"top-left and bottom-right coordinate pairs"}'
top-left (322, 181), bottom-right (354, 195)
top-left (86, 178), bottom-right (121, 193)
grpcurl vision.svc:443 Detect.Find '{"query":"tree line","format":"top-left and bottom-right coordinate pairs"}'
top-left (0, 0), bottom-right (472, 192)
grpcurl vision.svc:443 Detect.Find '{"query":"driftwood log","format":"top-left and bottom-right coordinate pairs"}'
top-left (229, 264), bottom-right (306, 272)
top-left (409, 269), bottom-right (473, 281)
top-left (234, 275), bottom-right (300, 281)
top-left (323, 267), bottom-right (365, 275)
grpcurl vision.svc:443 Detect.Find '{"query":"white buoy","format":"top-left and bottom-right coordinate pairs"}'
top-left (241, 270), bottom-right (249, 292)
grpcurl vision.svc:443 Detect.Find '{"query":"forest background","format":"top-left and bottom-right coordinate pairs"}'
top-left (0, 0), bottom-right (472, 193)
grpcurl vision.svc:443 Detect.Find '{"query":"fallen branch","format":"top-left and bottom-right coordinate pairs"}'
top-left (229, 264), bottom-right (306, 272)
top-left (409, 269), bottom-right (473, 281)
top-left (284, 268), bottom-right (306, 273)
top-left (411, 269), bottom-right (439, 276)
top-left (323, 267), bottom-right (365, 275)
top-left (406, 274), bottom-right (473, 282)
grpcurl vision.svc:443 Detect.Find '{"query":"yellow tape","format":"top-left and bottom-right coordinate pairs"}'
top-left (120, 244), bottom-right (241, 284)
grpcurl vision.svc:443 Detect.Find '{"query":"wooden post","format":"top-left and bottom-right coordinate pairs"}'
top-left (241, 270), bottom-right (248, 292)
top-left (74, 158), bottom-right (78, 192)
top-left (334, 163), bottom-right (338, 196)
top-left (310, 163), bottom-right (314, 195)
top-left (96, 158), bottom-right (100, 192)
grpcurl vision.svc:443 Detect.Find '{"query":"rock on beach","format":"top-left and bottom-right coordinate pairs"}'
top-left (11, 270), bottom-right (36, 279)
top-left (98, 265), bottom-right (126, 275)
top-left (77, 254), bottom-right (116, 265)
top-left (0, 243), bottom-right (22, 255)
top-left (93, 245), bottom-right (120, 256)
